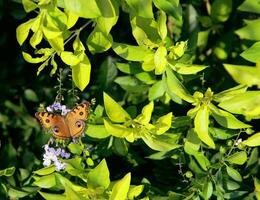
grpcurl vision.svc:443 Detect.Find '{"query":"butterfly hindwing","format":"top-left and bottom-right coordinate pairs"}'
top-left (35, 112), bottom-right (71, 139)
top-left (65, 102), bottom-right (90, 138)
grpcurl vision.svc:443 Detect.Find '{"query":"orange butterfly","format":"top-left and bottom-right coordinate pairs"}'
top-left (35, 102), bottom-right (90, 139)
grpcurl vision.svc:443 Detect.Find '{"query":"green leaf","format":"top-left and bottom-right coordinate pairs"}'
top-left (64, 0), bottom-right (101, 18)
top-left (30, 30), bottom-right (43, 48)
top-left (157, 11), bottom-right (167, 40)
top-left (112, 42), bottom-right (153, 61)
top-left (103, 92), bottom-right (131, 123)
top-left (210, 104), bottom-right (251, 129)
top-left (61, 51), bottom-right (81, 66)
top-left (115, 76), bottom-right (148, 93)
top-left (135, 72), bottom-right (156, 84)
top-left (33, 165), bottom-right (55, 176)
top-left (116, 62), bottom-right (142, 74)
top-left (238, 0), bottom-right (260, 14)
top-left (24, 89), bottom-right (39, 102)
top-left (242, 132), bottom-right (260, 147)
top-left (165, 67), bottom-right (194, 103)
top-left (33, 174), bottom-right (56, 188)
top-left (235, 19), bottom-right (260, 40)
top-left (194, 105), bottom-right (215, 149)
top-left (193, 152), bottom-right (210, 171)
top-left (226, 166), bottom-right (242, 182)
top-left (213, 85), bottom-right (248, 103)
top-left (169, 62), bottom-right (207, 75)
top-left (16, 19), bottom-right (34, 45)
top-left (64, 184), bottom-right (82, 200)
top-left (0, 167), bottom-right (15, 177)
top-left (109, 173), bottom-right (131, 200)
top-left (209, 127), bottom-right (236, 140)
top-left (66, 11), bottom-right (79, 29)
top-left (87, 27), bottom-right (113, 53)
top-left (86, 124), bottom-right (110, 139)
top-left (240, 41), bottom-right (260, 63)
top-left (154, 46), bottom-right (167, 75)
top-left (22, 0), bottom-right (37, 12)
top-left (104, 119), bottom-right (133, 138)
top-left (125, 0), bottom-right (153, 18)
top-left (184, 129), bottom-right (200, 155)
top-left (218, 91), bottom-right (260, 119)
top-left (223, 64), bottom-right (260, 88)
top-left (225, 180), bottom-right (240, 190)
top-left (148, 80), bottom-right (165, 100)
top-left (71, 54), bottom-right (91, 91)
top-left (153, 0), bottom-right (181, 20)
top-left (211, 0), bottom-right (232, 22)
top-left (113, 138), bottom-right (129, 156)
top-left (128, 185), bottom-right (144, 200)
top-left (202, 181), bottom-right (213, 200)
top-left (87, 159), bottom-right (110, 189)
top-left (38, 191), bottom-right (66, 200)
top-left (142, 133), bottom-right (181, 151)
top-left (135, 101), bottom-right (154, 125)
top-left (226, 151), bottom-right (247, 165)
top-left (8, 188), bottom-right (29, 198)
top-left (155, 112), bottom-right (172, 135)
top-left (246, 148), bottom-right (258, 167)
top-left (68, 143), bottom-right (83, 155)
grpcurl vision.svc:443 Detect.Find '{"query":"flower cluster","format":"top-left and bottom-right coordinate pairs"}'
top-left (46, 102), bottom-right (71, 116)
top-left (43, 144), bottom-right (70, 171)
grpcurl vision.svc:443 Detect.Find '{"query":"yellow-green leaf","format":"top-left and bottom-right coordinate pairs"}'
top-left (154, 46), bottom-right (167, 75)
top-left (109, 173), bottom-right (131, 200)
top-left (128, 185), bottom-right (144, 200)
top-left (104, 119), bottom-right (133, 138)
top-left (224, 64), bottom-right (260, 88)
top-left (71, 55), bottom-right (91, 91)
top-left (22, 52), bottom-right (47, 64)
top-left (135, 101), bottom-right (154, 125)
top-left (157, 10), bottom-right (167, 40)
top-left (22, 0), bottom-right (37, 12)
top-left (226, 151), bottom-right (247, 165)
top-left (194, 106), bottom-right (215, 149)
top-left (61, 51), bottom-right (81, 66)
top-left (16, 19), bottom-right (34, 45)
top-left (103, 92), bottom-right (131, 123)
top-left (155, 112), bottom-right (172, 135)
top-left (242, 132), bottom-right (260, 147)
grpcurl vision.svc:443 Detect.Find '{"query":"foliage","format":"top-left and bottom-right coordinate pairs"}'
top-left (0, 0), bottom-right (260, 199)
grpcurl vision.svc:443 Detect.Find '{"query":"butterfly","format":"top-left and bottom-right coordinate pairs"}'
top-left (35, 102), bottom-right (90, 139)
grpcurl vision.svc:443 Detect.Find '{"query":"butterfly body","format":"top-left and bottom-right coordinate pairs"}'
top-left (35, 102), bottom-right (90, 139)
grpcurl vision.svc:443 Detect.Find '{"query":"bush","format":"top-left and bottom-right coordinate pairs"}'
top-left (0, 0), bottom-right (260, 199)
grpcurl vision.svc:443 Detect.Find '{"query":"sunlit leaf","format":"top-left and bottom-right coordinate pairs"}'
top-left (238, 0), bottom-right (260, 14)
top-left (86, 124), bottom-right (110, 139)
top-left (194, 105), bottom-right (215, 149)
top-left (125, 0), bottom-right (153, 18)
top-left (235, 19), bottom-right (260, 40)
top-left (211, 0), bottom-right (232, 22)
top-left (33, 174), bottom-right (56, 188)
top-left (154, 46), bottom-right (167, 75)
top-left (33, 165), bottom-right (55, 176)
top-left (135, 101), bottom-right (154, 125)
top-left (240, 41), bottom-right (260, 63)
top-left (64, 0), bottom-right (101, 18)
top-left (128, 185), bottom-right (144, 200)
top-left (157, 10), bottom-right (167, 40)
top-left (155, 112), bottom-right (172, 135)
top-left (226, 151), bottom-right (247, 165)
top-left (112, 42), bottom-right (153, 61)
top-left (71, 54), bottom-right (91, 91)
top-left (16, 19), bottom-right (35, 45)
top-left (87, 159), bottom-right (110, 189)
top-left (202, 181), bottom-right (213, 200)
top-left (109, 173), bottom-right (131, 200)
top-left (242, 132), bottom-right (260, 147)
top-left (103, 92), bottom-right (131, 123)
top-left (104, 119), bottom-right (133, 138)
top-left (223, 64), bottom-right (260, 88)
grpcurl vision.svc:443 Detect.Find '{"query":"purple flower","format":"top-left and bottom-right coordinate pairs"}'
top-left (42, 145), bottom-right (70, 171)
top-left (46, 102), bottom-right (70, 116)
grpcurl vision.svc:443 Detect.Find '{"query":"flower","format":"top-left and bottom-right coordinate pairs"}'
top-left (235, 138), bottom-right (242, 146)
top-left (42, 144), bottom-right (70, 171)
top-left (46, 102), bottom-right (70, 115)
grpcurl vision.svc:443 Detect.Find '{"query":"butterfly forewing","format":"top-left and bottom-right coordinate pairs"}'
top-left (65, 102), bottom-right (90, 138)
top-left (35, 112), bottom-right (71, 139)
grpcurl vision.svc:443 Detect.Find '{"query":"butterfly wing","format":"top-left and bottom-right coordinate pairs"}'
top-left (35, 112), bottom-right (71, 139)
top-left (65, 102), bottom-right (90, 138)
